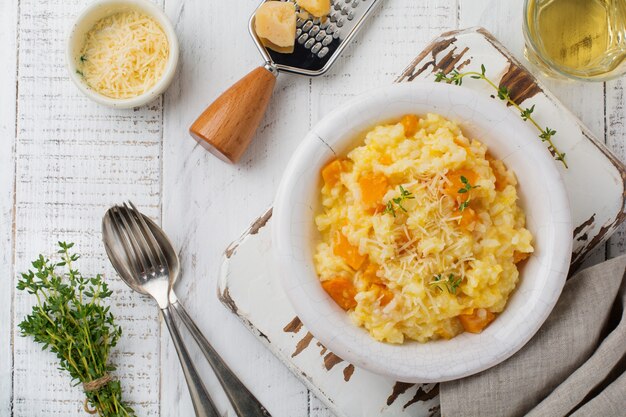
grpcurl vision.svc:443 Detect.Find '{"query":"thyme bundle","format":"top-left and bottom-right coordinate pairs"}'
top-left (17, 242), bottom-right (134, 416)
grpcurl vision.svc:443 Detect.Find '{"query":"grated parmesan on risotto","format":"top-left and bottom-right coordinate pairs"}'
top-left (314, 114), bottom-right (534, 344)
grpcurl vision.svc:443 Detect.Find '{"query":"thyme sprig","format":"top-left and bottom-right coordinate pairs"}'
top-left (430, 273), bottom-right (463, 294)
top-left (384, 185), bottom-right (415, 217)
top-left (457, 175), bottom-right (478, 194)
top-left (458, 175), bottom-right (479, 212)
top-left (17, 242), bottom-right (135, 417)
top-left (435, 65), bottom-right (568, 168)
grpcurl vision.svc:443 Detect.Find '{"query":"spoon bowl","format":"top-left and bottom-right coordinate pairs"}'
top-left (102, 202), bottom-right (220, 417)
top-left (102, 202), bottom-right (271, 417)
top-left (103, 206), bottom-right (181, 302)
top-left (102, 203), bottom-right (172, 307)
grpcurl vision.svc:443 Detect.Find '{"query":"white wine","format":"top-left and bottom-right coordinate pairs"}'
top-left (525, 0), bottom-right (626, 80)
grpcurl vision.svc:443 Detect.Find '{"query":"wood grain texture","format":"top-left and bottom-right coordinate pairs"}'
top-left (163, 1), bottom-right (458, 416)
top-left (10, 0), bottom-right (162, 415)
top-left (3, 0), bottom-right (625, 416)
top-left (606, 78), bottom-right (626, 259)
top-left (190, 66), bottom-right (277, 163)
top-left (161, 0), bottom-right (311, 413)
top-left (0, 0), bottom-right (18, 415)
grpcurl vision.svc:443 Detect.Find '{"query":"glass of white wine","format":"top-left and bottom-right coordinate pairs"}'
top-left (524, 0), bottom-right (626, 81)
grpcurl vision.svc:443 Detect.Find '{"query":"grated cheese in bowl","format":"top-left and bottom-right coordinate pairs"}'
top-left (77, 9), bottom-right (169, 100)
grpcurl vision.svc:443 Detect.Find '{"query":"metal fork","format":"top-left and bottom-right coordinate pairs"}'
top-left (103, 204), bottom-right (218, 417)
top-left (102, 203), bottom-right (271, 417)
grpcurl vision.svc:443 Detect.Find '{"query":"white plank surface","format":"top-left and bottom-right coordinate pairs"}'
top-left (606, 78), bottom-right (626, 259)
top-left (0, 0), bottom-right (18, 415)
top-left (1, 0), bottom-right (624, 416)
top-left (10, 0), bottom-right (162, 415)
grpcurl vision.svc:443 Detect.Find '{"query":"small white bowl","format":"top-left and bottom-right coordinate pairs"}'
top-left (66, 0), bottom-right (179, 108)
top-left (273, 82), bottom-right (573, 383)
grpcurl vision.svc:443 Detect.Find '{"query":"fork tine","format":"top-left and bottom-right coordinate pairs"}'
top-left (121, 202), bottom-right (159, 272)
top-left (108, 207), bottom-right (143, 277)
top-left (117, 204), bottom-right (151, 274)
top-left (128, 201), bottom-right (168, 270)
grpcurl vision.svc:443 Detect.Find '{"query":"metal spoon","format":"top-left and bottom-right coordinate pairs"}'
top-left (102, 203), bottom-right (218, 417)
top-left (102, 202), bottom-right (271, 417)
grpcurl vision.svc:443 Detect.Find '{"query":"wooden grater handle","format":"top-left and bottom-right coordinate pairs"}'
top-left (189, 67), bottom-right (277, 163)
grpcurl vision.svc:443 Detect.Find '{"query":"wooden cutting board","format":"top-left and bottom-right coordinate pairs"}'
top-left (217, 27), bottom-right (626, 417)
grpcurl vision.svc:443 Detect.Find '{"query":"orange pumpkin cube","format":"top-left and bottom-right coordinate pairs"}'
top-left (322, 277), bottom-right (357, 310)
top-left (459, 207), bottom-right (477, 230)
top-left (321, 159), bottom-right (347, 188)
top-left (401, 114), bottom-right (419, 137)
top-left (443, 169), bottom-right (478, 197)
top-left (373, 283), bottom-right (394, 306)
top-left (459, 308), bottom-right (496, 333)
top-left (358, 172), bottom-right (389, 206)
top-left (333, 231), bottom-right (367, 270)
top-left (362, 262), bottom-right (380, 284)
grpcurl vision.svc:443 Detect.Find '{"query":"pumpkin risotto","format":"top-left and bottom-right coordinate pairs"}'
top-left (314, 114), bottom-right (534, 343)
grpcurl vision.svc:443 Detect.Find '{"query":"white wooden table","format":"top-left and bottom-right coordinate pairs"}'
top-left (1, 1), bottom-right (623, 416)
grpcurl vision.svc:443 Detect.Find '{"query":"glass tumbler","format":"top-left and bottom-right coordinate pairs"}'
top-left (524, 0), bottom-right (626, 81)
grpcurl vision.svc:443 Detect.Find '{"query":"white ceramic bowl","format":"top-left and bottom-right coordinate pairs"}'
top-left (66, 0), bottom-right (179, 108)
top-left (273, 82), bottom-right (573, 383)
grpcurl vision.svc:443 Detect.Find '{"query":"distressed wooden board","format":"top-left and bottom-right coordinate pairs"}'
top-left (220, 210), bottom-right (441, 417)
top-left (218, 28), bottom-right (626, 417)
top-left (397, 28), bottom-right (626, 272)
top-left (605, 78), bottom-right (626, 258)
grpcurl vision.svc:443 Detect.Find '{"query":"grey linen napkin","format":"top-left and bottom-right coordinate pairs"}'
top-left (440, 254), bottom-right (626, 417)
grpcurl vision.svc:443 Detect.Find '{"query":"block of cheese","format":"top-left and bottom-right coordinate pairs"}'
top-left (255, 1), bottom-right (296, 53)
top-left (296, 0), bottom-right (331, 18)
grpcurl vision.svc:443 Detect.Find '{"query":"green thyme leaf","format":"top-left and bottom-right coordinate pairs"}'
top-left (429, 273), bottom-right (463, 294)
top-left (384, 185), bottom-right (415, 217)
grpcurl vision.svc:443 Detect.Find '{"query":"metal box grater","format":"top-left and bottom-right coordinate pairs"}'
top-left (250, 0), bottom-right (384, 76)
top-left (190, 0), bottom-right (384, 163)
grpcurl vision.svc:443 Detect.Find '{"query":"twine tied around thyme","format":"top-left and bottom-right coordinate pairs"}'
top-left (82, 373), bottom-right (115, 414)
